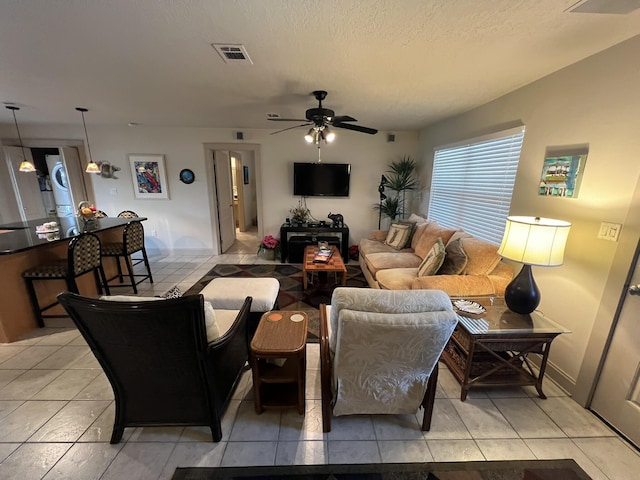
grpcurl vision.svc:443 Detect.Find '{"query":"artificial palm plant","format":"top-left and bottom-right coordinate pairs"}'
top-left (382, 156), bottom-right (418, 220)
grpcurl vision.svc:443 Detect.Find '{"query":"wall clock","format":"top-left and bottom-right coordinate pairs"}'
top-left (179, 169), bottom-right (195, 184)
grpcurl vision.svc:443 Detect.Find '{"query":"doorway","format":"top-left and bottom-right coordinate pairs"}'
top-left (206, 143), bottom-right (261, 255)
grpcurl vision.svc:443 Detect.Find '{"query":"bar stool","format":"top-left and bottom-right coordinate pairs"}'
top-left (94, 210), bottom-right (109, 218)
top-left (117, 210), bottom-right (139, 218)
top-left (23, 233), bottom-right (110, 328)
top-left (102, 220), bottom-right (153, 294)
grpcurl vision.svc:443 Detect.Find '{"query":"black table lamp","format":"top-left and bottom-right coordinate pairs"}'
top-left (497, 216), bottom-right (571, 314)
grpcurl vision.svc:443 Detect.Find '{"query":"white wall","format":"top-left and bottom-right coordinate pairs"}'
top-left (417, 34), bottom-right (640, 395)
top-left (0, 124), bottom-right (417, 255)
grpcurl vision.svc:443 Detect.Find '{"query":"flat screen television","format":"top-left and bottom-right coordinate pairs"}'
top-left (293, 162), bottom-right (351, 197)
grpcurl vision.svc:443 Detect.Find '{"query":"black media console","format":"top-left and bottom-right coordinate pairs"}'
top-left (280, 224), bottom-right (350, 263)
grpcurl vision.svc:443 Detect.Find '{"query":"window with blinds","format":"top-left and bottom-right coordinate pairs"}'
top-left (427, 126), bottom-right (525, 245)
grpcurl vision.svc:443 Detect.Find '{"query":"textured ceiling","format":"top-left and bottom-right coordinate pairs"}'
top-left (1, 0), bottom-right (640, 132)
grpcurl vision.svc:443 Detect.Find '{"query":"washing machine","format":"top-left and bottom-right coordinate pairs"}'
top-left (45, 155), bottom-right (74, 217)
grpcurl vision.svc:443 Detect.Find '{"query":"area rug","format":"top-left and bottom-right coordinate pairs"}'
top-left (183, 263), bottom-right (368, 341)
top-left (172, 459), bottom-right (592, 480)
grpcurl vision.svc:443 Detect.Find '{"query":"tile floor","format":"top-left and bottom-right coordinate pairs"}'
top-left (1, 242), bottom-right (639, 479)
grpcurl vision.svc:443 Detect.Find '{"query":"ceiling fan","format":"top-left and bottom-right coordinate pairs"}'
top-left (268, 90), bottom-right (378, 143)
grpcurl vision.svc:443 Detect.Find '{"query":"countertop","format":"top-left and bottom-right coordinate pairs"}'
top-left (0, 216), bottom-right (146, 255)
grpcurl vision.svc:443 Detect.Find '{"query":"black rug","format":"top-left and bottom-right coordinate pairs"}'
top-left (172, 459), bottom-right (592, 480)
top-left (183, 263), bottom-right (368, 341)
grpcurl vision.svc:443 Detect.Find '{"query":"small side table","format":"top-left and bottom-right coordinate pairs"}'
top-left (250, 310), bottom-right (308, 414)
top-left (441, 302), bottom-right (569, 401)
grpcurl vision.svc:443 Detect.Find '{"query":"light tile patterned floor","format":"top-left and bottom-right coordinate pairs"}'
top-left (1, 250), bottom-right (639, 480)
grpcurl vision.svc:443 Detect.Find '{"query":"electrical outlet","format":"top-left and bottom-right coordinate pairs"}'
top-left (597, 222), bottom-right (622, 242)
top-left (109, 188), bottom-right (118, 196)
top-left (151, 230), bottom-right (157, 237)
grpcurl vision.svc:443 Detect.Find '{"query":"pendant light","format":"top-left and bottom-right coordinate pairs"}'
top-left (76, 107), bottom-right (100, 173)
top-left (5, 106), bottom-right (36, 172)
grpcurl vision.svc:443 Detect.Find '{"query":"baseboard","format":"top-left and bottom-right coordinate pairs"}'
top-left (146, 247), bottom-right (216, 257)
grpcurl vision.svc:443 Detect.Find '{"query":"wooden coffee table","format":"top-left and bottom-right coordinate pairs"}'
top-left (250, 310), bottom-right (308, 414)
top-left (302, 245), bottom-right (347, 289)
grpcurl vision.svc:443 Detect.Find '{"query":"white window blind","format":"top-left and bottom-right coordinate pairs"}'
top-left (428, 126), bottom-right (525, 245)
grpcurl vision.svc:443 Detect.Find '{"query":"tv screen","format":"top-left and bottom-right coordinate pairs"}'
top-left (293, 162), bottom-right (351, 197)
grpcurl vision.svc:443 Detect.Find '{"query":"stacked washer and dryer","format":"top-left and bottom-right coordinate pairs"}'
top-left (45, 155), bottom-right (75, 218)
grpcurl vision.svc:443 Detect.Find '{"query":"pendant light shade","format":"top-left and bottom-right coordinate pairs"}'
top-left (5, 106), bottom-right (36, 173)
top-left (76, 107), bottom-right (100, 173)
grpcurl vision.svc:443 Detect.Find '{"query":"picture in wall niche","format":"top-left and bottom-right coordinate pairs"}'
top-left (539, 152), bottom-right (587, 198)
top-left (129, 154), bottom-right (169, 199)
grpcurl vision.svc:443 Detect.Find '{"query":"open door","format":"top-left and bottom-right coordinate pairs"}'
top-left (591, 240), bottom-right (640, 448)
top-left (3, 146), bottom-right (46, 221)
top-left (213, 150), bottom-right (236, 252)
top-left (60, 146), bottom-right (89, 208)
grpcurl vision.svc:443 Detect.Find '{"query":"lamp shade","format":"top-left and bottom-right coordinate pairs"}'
top-left (498, 216), bottom-right (571, 267)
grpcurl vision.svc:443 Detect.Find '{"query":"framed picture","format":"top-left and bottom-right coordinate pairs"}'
top-left (243, 165), bottom-right (249, 185)
top-left (539, 153), bottom-right (587, 198)
top-left (129, 154), bottom-right (169, 199)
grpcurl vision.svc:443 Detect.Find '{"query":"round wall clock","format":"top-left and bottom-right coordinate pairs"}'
top-left (179, 169), bottom-right (195, 184)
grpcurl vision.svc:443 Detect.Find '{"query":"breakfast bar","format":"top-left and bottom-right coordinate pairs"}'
top-left (0, 216), bottom-right (146, 343)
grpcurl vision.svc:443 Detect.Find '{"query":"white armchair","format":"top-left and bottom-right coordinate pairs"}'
top-left (319, 287), bottom-right (458, 432)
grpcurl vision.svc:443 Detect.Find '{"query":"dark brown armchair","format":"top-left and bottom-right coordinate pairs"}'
top-left (57, 292), bottom-right (252, 443)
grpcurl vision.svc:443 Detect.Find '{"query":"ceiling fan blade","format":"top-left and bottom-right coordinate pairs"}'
top-left (334, 122), bottom-right (378, 135)
top-left (267, 118), bottom-right (308, 122)
top-left (332, 115), bottom-right (357, 123)
top-left (270, 123), bottom-right (311, 135)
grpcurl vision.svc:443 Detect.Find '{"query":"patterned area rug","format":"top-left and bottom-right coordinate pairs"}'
top-left (183, 263), bottom-right (368, 341)
top-left (172, 459), bottom-right (593, 479)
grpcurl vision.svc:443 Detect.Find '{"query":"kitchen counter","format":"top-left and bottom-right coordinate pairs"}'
top-left (0, 216), bottom-right (145, 255)
top-left (0, 216), bottom-right (146, 343)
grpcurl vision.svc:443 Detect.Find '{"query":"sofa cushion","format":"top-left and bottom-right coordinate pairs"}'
top-left (360, 238), bottom-right (413, 256)
top-left (384, 222), bottom-right (414, 250)
top-left (376, 268), bottom-right (419, 290)
top-left (414, 222), bottom-right (457, 259)
top-left (437, 238), bottom-right (468, 275)
top-left (418, 238), bottom-right (446, 276)
top-left (410, 222), bottom-right (430, 250)
top-left (460, 237), bottom-right (501, 275)
top-left (407, 213), bottom-right (429, 225)
top-left (364, 252), bottom-right (423, 275)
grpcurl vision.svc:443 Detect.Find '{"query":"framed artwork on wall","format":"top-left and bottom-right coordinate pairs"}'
top-left (539, 152), bottom-right (587, 198)
top-left (129, 154), bottom-right (170, 199)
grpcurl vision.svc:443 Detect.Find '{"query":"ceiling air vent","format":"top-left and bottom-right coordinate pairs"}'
top-left (212, 44), bottom-right (253, 64)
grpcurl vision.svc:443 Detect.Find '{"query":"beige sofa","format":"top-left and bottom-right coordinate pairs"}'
top-left (358, 214), bottom-right (514, 297)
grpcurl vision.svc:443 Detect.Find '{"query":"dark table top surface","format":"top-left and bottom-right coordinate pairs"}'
top-left (0, 216), bottom-right (146, 255)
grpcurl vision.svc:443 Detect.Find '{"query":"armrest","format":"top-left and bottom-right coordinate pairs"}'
top-left (411, 275), bottom-right (496, 297)
top-left (206, 296), bottom-right (253, 411)
top-left (319, 303), bottom-right (333, 432)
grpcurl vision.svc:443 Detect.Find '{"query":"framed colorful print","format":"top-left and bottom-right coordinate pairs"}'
top-left (539, 153), bottom-right (587, 198)
top-left (129, 154), bottom-right (169, 199)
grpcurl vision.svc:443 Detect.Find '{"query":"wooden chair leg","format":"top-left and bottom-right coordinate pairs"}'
top-left (421, 362), bottom-right (439, 431)
top-left (319, 304), bottom-right (333, 432)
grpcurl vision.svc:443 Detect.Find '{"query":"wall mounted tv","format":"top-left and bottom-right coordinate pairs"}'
top-left (293, 162), bottom-right (351, 197)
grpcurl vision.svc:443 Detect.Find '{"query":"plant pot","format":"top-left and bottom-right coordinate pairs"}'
top-left (258, 248), bottom-right (276, 261)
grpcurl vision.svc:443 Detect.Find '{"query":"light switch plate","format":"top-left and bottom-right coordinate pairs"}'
top-left (598, 222), bottom-right (622, 242)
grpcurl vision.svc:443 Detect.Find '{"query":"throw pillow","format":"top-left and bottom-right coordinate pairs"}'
top-left (162, 285), bottom-right (182, 299)
top-left (384, 222), bottom-right (413, 250)
top-left (417, 238), bottom-right (446, 277)
top-left (414, 221), bottom-right (457, 259)
top-left (437, 238), bottom-right (468, 275)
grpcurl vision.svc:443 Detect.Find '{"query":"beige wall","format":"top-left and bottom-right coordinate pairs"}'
top-left (417, 34), bottom-right (640, 396)
top-left (0, 123), bottom-right (418, 255)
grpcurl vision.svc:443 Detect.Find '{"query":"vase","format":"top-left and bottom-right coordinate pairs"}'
top-left (258, 248), bottom-right (276, 261)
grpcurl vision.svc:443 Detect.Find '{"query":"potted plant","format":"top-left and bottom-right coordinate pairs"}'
top-left (290, 200), bottom-right (311, 226)
top-left (257, 235), bottom-right (280, 261)
top-left (385, 156), bottom-right (418, 219)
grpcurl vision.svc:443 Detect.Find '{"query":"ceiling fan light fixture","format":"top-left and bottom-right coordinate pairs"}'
top-left (324, 127), bottom-right (335, 143)
top-left (5, 105), bottom-right (36, 173)
top-left (304, 128), bottom-right (315, 143)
